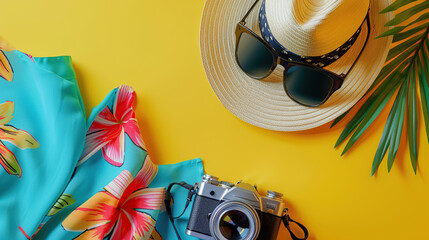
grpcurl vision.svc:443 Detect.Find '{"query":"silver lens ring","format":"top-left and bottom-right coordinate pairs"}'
top-left (209, 201), bottom-right (260, 240)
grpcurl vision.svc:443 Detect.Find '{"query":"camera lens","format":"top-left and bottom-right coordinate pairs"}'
top-left (209, 201), bottom-right (260, 240)
top-left (219, 210), bottom-right (250, 239)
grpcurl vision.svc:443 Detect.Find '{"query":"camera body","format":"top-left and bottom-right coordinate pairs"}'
top-left (186, 174), bottom-right (285, 240)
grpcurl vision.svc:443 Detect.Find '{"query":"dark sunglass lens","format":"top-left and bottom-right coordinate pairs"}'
top-left (236, 32), bottom-right (275, 78)
top-left (284, 66), bottom-right (334, 106)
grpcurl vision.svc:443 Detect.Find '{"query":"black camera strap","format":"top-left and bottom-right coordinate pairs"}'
top-left (282, 208), bottom-right (309, 240)
top-left (165, 182), bottom-right (197, 240)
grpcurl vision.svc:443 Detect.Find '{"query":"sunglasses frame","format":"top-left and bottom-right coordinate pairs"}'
top-left (234, 0), bottom-right (371, 107)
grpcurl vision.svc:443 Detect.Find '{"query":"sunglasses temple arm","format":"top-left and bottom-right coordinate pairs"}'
top-left (342, 12), bottom-right (371, 79)
top-left (240, 0), bottom-right (261, 24)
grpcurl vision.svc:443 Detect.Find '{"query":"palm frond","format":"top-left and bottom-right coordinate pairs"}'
top-left (379, 0), bottom-right (417, 14)
top-left (334, 0), bottom-right (429, 175)
top-left (385, 1), bottom-right (429, 26)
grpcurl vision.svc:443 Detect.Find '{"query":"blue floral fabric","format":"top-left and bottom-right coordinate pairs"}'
top-left (0, 49), bottom-right (204, 240)
top-left (0, 49), bottom-right (86, 240)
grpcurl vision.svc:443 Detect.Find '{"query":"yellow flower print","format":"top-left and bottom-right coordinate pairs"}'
top-left (0, 101), bottom-right (39, 177)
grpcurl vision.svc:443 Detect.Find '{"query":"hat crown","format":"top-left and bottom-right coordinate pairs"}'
top-left (265, 0), bottom-right (369, 56)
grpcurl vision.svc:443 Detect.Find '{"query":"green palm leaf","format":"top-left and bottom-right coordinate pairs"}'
top-left (377, 13), bottom-right (429, 39)
top-left (385, 1), bottom-right (429, 26)
top-left (386, 73), bottom-right (407, 172)
top-left (407, 63), bottom-right (418, 172)
top-left (393, 21), bottom-right (429, 42)
top-left (334, 0), bottom-right (429, 175)
top-left (386, 33), bottom-right (422, 61)
top-left (379, 0), bottom-right (417, 14)
top-left (371, 80), bottom-right (406, 175)
top-left (418, 49), bottom-right (429, 142)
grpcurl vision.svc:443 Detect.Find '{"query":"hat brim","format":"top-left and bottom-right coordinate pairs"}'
top-left (200, 0), bottom-right (393, 131)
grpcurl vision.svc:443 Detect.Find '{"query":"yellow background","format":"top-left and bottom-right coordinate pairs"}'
top-left (2, 1), bottom-right (429, 239)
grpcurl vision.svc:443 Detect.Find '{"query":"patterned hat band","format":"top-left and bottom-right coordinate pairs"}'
top-left (259, 0), bottom-right (364, 68)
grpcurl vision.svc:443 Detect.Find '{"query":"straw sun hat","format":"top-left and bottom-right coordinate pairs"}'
top-left (200, 0), bottom-right (393, 131)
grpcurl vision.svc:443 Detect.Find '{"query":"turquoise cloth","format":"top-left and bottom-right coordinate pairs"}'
top-left (0, 50), bottom-right (86, 239)
top-left (0, 49), bottom-right (204, 240)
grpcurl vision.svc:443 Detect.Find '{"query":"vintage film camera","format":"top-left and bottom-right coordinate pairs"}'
top-left (184, 174), bottom-right (304, 240)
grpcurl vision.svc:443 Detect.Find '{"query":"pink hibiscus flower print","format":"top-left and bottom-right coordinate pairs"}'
top-left (0, 101), bottom-right (39, 177)
top-left (0, 50), bottom-right (13, 81)
top-left (78, 85), bottom-right (146, 167)
top-left (62, 157), bottom-right (165, 240)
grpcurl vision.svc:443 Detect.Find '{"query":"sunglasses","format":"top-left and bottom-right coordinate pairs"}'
top-left (235, 0), bottom-right (371, 107)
